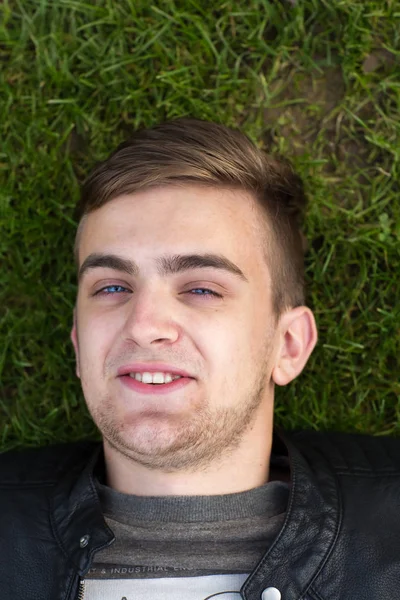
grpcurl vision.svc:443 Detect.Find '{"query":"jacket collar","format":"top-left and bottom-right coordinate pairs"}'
top-left (51, 430), bottom-right (341, 594)
top-left (242, 429), bottom-right (341, 600)
top-left (51, 443), bottom-right (115, 575)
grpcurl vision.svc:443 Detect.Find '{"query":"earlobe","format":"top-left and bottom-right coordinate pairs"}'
top-left (272, 307), bottom-right (318, 386)
top-left (70, 309), bottom-right (81, 379)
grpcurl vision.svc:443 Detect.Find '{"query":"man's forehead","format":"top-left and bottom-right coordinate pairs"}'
top-left (80, 185), bottom-right (261, 231)
top-left (76, 186), bottom-right (271, 281)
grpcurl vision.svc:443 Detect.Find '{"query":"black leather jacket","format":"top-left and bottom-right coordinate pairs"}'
top-left (1, 430), bottom-right (400, 600)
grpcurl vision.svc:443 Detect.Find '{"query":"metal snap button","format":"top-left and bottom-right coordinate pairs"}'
top-left (79, 534), bottom-right (90, 548)
top-left (261, 588), bottom-right (281, 600)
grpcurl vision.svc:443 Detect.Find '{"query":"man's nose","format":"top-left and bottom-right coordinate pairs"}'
top-left (122, 287), bottom-right (180, 347)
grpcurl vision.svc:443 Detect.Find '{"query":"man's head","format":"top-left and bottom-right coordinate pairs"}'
top-left (71, 118), bottom-right (317, 474)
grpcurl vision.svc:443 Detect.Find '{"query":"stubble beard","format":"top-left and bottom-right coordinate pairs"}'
top-left (88, 361), bottom-right (270, 473)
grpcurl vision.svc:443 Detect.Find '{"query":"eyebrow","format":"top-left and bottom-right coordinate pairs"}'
top-left (78, 252), bottom-right (248, 283)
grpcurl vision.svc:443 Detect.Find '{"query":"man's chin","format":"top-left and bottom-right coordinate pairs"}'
top-left (103, 418), bottom-right (201, 465)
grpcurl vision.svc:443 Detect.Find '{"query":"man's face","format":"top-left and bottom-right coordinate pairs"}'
top-left (71, 185), bottom-right (284, 471)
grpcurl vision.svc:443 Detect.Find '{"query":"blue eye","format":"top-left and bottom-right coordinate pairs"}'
top-left (96, 285), bottom-right (129, 295)
top-left (93, 286), bottom-right (222, 299)
top-left (189, 288), bottom-right (221, 298)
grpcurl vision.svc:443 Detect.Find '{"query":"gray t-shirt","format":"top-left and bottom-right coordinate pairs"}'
top-left (82, 463), bottom-right (290, 599)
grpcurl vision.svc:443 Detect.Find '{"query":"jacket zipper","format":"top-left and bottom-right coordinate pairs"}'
top-left (77, 579), bottom-right (85, 600)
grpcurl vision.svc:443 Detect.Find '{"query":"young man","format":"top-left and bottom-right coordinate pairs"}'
top-left (1, 118), bottom-right (399, 600)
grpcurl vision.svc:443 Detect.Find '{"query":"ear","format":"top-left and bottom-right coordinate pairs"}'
top-left (70, 307), bottom-right (81, 379)
top-left (272, 306), bottom-right (318, 386)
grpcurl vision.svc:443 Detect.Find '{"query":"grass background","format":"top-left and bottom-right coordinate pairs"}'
top-left (1, 0), bottom-right (399, 452)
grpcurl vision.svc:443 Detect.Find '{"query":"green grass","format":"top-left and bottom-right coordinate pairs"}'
top-left (1, 0), bottom-right (399, 451)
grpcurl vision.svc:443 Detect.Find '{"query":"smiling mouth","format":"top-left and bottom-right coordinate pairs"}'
top-left (119, 373), bottom-right (194, 395)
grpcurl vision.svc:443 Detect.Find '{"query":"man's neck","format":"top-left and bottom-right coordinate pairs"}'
top-left (102, 419), bottom-right (274, 497)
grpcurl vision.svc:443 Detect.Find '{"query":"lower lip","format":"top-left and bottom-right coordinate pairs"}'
top-left (119, 375), bottom-right (194, 395)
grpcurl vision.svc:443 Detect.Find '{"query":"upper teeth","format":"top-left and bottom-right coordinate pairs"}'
top-left (129, 372), bottom-right (183, 384)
